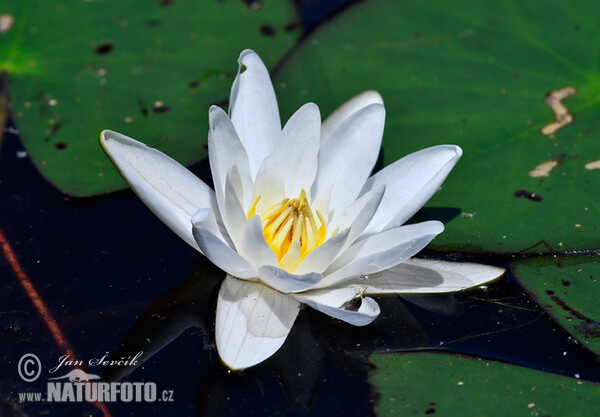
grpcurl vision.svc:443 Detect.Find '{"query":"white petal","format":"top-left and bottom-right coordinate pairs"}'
top-left (191, 210), bottom-right (255, 279)
top-left (100, 130), bottom-right (216, 251)
top-left (362, 145), bottom-right (462, 234)
top-left (208, 106), bottom-right (252, 208)
top-left (251, 156), bottom-right (286, 214)
top-left (294, 229), bottom-right (351, 275)
top-left (221, 166), bottom-right (248, 250)
top-left (294, 287), bottom-right (380, 326)
top-left (343, 258), bottom-right (505, 294)
top-left (257, 266), bottom-right (322, 294)
top-left (321, 90), bottom-right (383, 146)
top-left (326, 185), bottom-right (385, 250)
top-left (311, 185), bottom-right (333, 223)
top-left (311, 103), bottom-right (385, 217)
top-left (216, 276), bottom-right (300, 370)
top-left (272, 103), bottom-right (321, 196)
top-left (318, 221), bottom-right (444, 288)
top-left (240, 216), bottom-right (278, 269)
top-left (229, 49), bottom-right (281, 178)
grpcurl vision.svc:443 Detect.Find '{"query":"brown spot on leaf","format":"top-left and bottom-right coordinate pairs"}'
top-left (577, 322), bottom-right (600, 338)
top-left (541, 86), bottom-right (576, 136)
top-left (138, 98), bottom-right (149, 116)
top-left (529, 159), bottom-right (559, 178)
top-left (548, 292), bottom-right (600, 338)
top-left (55, 142), bottom-right (67, 150)
top-left (145, 19), bottom-right (161, 27)
top-left (0, 14), bottom-right (14, 33)
top-left (284, 22), bottom-right (299, 32)
top-left (584, 160), bottom-right (600, 170)
top-left (152, 101), bottom-right (171, 114)
top-left (242, 0), bottom-right (263, 10)
top-left (514, 190), bottom-right (543, 202)
top-left (260, 24), bottom-right (275, 37)
top-left (95, 43), bottom-right (114, 55)
top-left (44, 119), bottom-right (65, 141)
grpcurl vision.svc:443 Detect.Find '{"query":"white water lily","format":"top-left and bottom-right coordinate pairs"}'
top-left (100, 49), bottom-right (504, 370)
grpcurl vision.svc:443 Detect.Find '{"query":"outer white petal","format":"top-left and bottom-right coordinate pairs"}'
top-left (294, 287), bottom-right (380, 326)
top-left (229, 49), bottom-right (281, 178)
top-left (100, 130), bottom-right (216, 252)
top-left (321, 90), bottom-right (383, 146)
top-left (362, 145), bottom-right (462, 234)
top-left (191, 210), bottom-right (255, 279)
top-left (240, 216), bottom-right (278, 269)
top-left (272, 103), bottom-right (321, 196)
top-left (257, 266), bottom-right (322, 294)
top-left (207, 106), bottom-right (252, 208)
top-left (319, 221), bottom-right (444, 288)
top-left (216, 276), bottom-right (300, 370)
top-left (221, 166), bottom-right (248, 250)
top-left (311, 103), bottom-right (385, 217)
top-left (342, 258), bottom-right (505, 294)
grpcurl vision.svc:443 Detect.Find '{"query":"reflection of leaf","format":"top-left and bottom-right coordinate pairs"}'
top-left (0, 0), bottom-right (300, 196)
top-left (511, 254), bottom-right (600, 356)
top-left (369, 352), bottom-right (600, 417)
top-left (274, 0), bottom-right (600, 253)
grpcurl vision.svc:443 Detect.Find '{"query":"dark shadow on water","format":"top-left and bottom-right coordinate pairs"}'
top-left (105, 258), bottom-right (224, 382)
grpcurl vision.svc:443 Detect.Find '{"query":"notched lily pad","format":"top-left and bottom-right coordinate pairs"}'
top-left (511, 253), bottom-right (600, 355)
top-left (369, 352), bottom-right (599, 417)
top-left (0, 0), bottom-right (300, 196)
top-left (274, 0), bottom-right (600, 253)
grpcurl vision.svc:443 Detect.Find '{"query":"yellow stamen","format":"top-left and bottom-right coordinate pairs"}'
top-left (251, 189), bottom-right (327, 271)
top-left (247, 195), bottom-right (261, 220)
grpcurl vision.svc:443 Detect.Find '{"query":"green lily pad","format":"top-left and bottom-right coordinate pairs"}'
top-left (0, 0), bottom-right (300, 196)
top-left (369, 352), bottom-right (599, 416)
top-left (274, 0), bottom-right (600, 253)
top-left (511, 254), bottom-right (600, 356)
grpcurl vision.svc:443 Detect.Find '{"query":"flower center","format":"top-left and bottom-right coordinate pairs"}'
top-left (248, 190), bottom-right (327, 271)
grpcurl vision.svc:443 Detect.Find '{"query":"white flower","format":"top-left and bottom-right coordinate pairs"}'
top-left (100, 49), bottom-right (504, 370)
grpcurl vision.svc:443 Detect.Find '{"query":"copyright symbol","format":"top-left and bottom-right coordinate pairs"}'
top-left (18, 353), bottom-right (41, 382)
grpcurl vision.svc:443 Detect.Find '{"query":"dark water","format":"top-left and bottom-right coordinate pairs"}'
top-left (2, 2), bottom-right (600, 416)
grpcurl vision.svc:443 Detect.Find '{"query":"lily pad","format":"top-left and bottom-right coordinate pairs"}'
top-left (511, 254), bottom-right (600, 356)
top-left (369, 352), bottom-right (599, 416)
top-left (274, 0), bottom-right (600, 253)
top-left (0, 0), bottom-right (300, 196)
